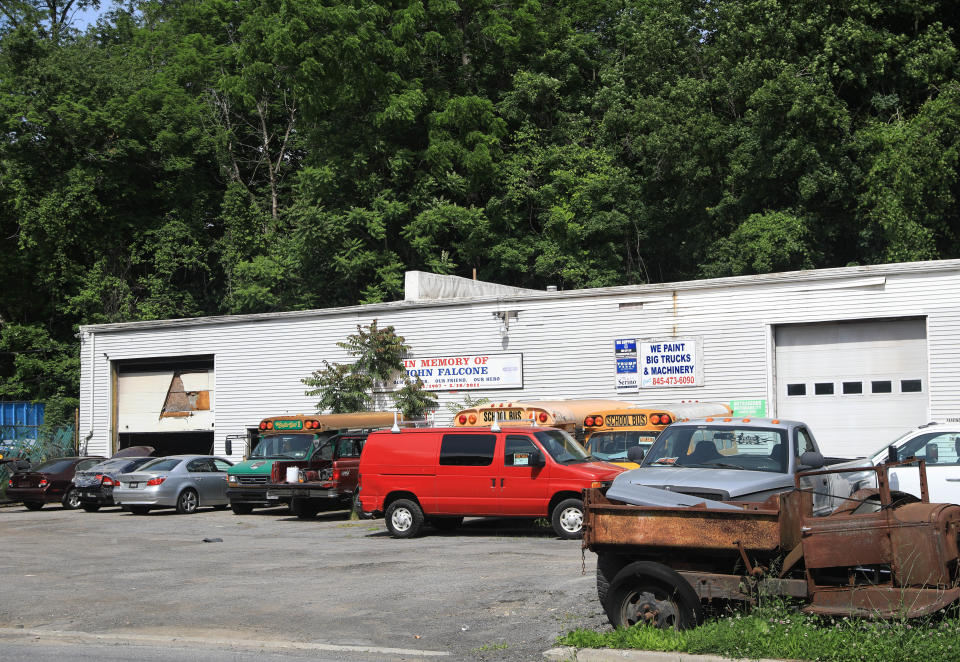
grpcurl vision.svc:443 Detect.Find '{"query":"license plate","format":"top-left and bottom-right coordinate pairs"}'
top-left (129, 482), bottom-right (139, 488)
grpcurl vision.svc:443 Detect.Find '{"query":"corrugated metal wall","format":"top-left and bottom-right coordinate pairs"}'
top-left (0, 401), bottom-right (45, 437)
top-left (78, 261), bottom-right (960, 460)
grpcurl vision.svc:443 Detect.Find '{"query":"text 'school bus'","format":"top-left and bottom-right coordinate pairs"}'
top-left (452, 399), bottom-right (636, 441)
top-left (582, 402), bottom-right (732, 468)
top-left (225, 412), bottom-right (399, 514)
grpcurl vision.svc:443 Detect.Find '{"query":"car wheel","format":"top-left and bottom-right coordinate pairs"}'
top-left (605, 561), bottom-right (702, 630)
top-left (81, 503), bottom-right (101, 513)
top-left (430, 516), bottom-right (463, 532)
top-left (385, 498), bottom-right (424, 538)
top-left (176, 488), bottom-right (199, 514)
top-left (230, 503), bottom-right (254, 515)
top-left (23, 501), bottom-right (43, 511)
top-left (551, 498), bottom-right (585, 539)
top-left (129, 506), bottom-right (150, 515)
top-left (62, 487), bottom-right (81, 509)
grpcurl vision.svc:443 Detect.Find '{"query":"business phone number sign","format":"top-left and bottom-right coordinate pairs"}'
top-left (639, 338), bottom-right (702, 388)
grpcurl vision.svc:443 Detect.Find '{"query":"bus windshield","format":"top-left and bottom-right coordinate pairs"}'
top-left (589, 431), bottom-right (658, 462)
top-left (250, 434), bottom-right (319, 460)
top-left (643, 425), bottom-right (788, 473)
top-left (534, 429), bottom-right (592, 464)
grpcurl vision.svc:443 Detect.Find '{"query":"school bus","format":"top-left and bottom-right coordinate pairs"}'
top-left (452, 399), bottom-right (635, 442)
top-left (225, 412), bottom-right (399, 514)
top-left (582, 402), bottom-right (732, 468)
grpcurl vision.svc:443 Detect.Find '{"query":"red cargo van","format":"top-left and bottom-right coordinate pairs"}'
top-left (358, 426), bottom-right (624, 539)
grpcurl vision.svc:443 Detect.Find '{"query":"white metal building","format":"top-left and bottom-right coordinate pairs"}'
top-left (78, 260), bottom-right (960, 461)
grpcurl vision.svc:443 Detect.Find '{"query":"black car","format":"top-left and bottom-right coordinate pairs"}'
top-left (7, 456), bottom-right (107, 509)
top-left (71, 446), bottom-right (155, 512)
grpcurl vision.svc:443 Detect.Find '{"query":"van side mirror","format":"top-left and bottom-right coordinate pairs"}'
top-left (529, 451), bottom-right (546, 468)
top-left (799, 451), bottom-right (824, 470)
top-left (627, 446), bottom-right (646, 463)
top-left (225, 438), bottom-right (232, 456)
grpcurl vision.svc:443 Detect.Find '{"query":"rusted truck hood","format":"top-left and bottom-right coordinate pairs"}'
top-left (611, 467), bottom-right (794, 501)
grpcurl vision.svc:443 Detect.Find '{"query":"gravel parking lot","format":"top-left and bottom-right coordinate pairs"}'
top-left (0, 504), bottom-right (607, 660)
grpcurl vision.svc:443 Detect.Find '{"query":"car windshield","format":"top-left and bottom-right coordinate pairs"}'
top-left (534, 429), bottom-right (592, 463)
top-left (589, 431), bottom-right (658, 461)
top-left (31, 459), bottom-right (76, 473)
top-left (642, 425), bottom-right (789, 473)
top-left (250, 433), bottom-right (318, 459)
top-left (138, 458), bottom-right (183, 472)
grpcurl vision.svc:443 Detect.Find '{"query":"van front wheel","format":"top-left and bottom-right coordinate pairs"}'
top-left (385, 499), bottom-right (424, 538)
top-left (551, 498), bottom-right (584, 539)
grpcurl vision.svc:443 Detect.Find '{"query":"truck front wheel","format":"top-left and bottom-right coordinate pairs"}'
top-left (230, 503), bottom-right (254, 515)
top-left (605, 561), bottom-right (702, 630)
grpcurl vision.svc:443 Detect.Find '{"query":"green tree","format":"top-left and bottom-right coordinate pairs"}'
top-left (392, 376), bottom-right (438, 419)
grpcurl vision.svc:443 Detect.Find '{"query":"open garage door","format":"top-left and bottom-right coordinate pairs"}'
top-left (115, 356), bottom-right (215, 456)
top-left (775, 319), bottom-right (928, 458)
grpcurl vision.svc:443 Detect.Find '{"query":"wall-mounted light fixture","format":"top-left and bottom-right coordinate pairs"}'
top-left (492, 311), bottom-right (518, 337)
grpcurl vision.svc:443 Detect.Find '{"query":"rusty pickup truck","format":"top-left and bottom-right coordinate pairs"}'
top-left (584, 458), bottom-right (960, 629)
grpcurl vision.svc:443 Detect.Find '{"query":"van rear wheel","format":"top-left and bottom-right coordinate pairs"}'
top-left (551, 498), bottom-right (585, 539)
top-left (385, 499), bottom-right (424, 538)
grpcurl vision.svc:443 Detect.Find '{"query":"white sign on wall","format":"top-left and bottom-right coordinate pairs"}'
top-left (640, 338), bottom-right (702, 388)
top-left (397, 353), bottom-right (523, 391)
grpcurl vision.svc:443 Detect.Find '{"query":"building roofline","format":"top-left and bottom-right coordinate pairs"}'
top-left (79, 259), bottom-right (960, 335)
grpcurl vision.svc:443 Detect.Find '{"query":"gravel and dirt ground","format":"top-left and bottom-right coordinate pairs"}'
top-left (0, 503), bottom-right (609, 661)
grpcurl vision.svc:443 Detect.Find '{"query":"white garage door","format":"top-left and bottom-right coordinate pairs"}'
top-left (775, 319), bottom-right (928, 458)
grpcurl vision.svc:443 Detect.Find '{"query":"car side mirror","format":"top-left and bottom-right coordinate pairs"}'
top-left (627, 446), bottom-right (646, 463)
top-left (529, 451), bottom-right (546, 468)
top-left (799, 451), bottom-right (824, 470)
top-left (225, 438), bottom-right (232, 456)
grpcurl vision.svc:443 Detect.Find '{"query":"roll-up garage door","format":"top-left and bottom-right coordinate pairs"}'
top-left (115, 356), bottom-right (215, 456)
top-left (775, 319), bottom-right (927, 458)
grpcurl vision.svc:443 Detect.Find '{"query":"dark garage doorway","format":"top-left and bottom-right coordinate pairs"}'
top-left (118, 431), bottom-right (215, 456)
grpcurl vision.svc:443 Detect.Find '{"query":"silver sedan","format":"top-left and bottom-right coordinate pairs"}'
top-left (113, 455), bottom-right (233, 514)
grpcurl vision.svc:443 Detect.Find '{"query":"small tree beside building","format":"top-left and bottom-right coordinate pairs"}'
top-left (302, 321), bottom-right (437, 417)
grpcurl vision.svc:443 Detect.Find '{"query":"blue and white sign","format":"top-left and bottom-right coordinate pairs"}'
top-left (614, 338), bottom-right (639, 391)
top-left (640, 337), bottom-right (702, 388)
top-left (615, 338), bottom-right (637, 355)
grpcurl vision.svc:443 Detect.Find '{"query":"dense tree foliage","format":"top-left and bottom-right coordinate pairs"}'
top-left (3, 0), bottom-right (959, 422)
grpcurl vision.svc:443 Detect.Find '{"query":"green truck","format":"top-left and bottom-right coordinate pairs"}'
top-left (225, 412), bottom-right (397, 514)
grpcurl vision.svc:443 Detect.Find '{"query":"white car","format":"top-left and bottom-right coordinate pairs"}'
top-left (858, 423), bottom-right (960, 504)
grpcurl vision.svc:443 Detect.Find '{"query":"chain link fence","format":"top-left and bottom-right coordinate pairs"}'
top-left (0, 425), bottom-right (76, 502)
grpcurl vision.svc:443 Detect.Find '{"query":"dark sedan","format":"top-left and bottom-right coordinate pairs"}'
top-left (72, 456), bottom-right (155, 511)
top-left (7, 456), bottom-right (106, 510)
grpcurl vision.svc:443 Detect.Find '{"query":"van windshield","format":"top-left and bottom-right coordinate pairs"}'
top-left (589, 431), bottom-right (658, 461)
top-left (250, 434), bottom-right (319, 459)
top-left (535, 429), bottom-right (592, 464)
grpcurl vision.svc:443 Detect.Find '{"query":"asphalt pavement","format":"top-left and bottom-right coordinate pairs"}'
top-left (0, 503), bottom-right (611, 661)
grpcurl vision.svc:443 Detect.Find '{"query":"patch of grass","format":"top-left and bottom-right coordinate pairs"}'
top-left (559, 603), bottom-right (960, 662)
top-left (472, 642), bottom-right (508, 652)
